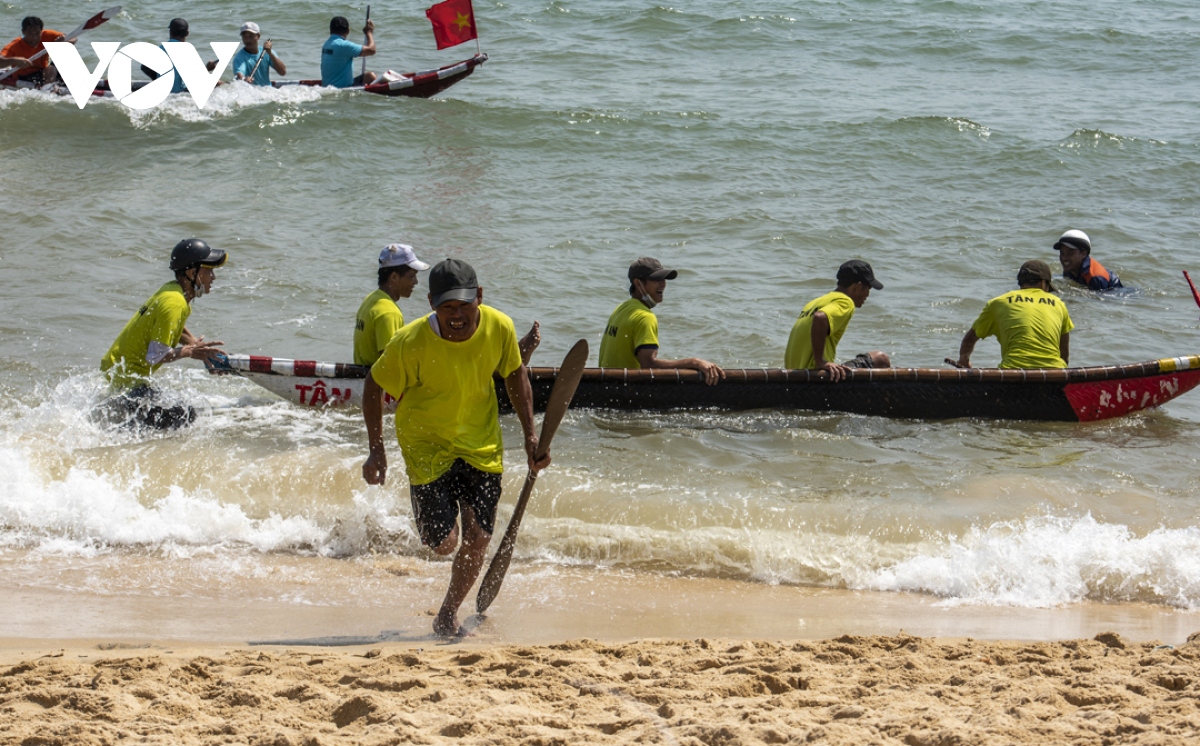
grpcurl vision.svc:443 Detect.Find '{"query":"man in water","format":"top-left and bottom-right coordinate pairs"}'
top-left (361, 258), bottom-right (547, 637)
top-left (321, 16), bottom-right (376, 88)
top-left (1, 16), bottom-right (67, 87)
top-left (1055, 229), bottom-right (1123, 291)
top-left (951, 259), bottom-right (1074, 369)
top-left (598, 257), bottom-right (724, 385)
top-left (355, 243), bottom-right (541, 367)
top-left (99, 239), bottom-right (227, 428)
top-left (231, 22), bottom-right (285, 85)
top-left (785, 260), bottom-right (890, 381)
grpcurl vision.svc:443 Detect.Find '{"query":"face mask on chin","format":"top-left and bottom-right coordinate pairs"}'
top-left (188, 271), bottom-right (206, 301)
top-left (636, 281), bottom-right (656, 309)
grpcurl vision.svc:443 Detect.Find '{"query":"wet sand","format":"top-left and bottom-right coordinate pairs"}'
top-left (4, 567), bottom-right (1200, 743)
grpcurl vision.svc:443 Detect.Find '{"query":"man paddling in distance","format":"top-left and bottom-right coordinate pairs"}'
top-left (321, 15), bottom-right (376, 88)
top-left (1, 16), bottom-right (69, 87)
top-left (950, 260), bottom-right (1074, 370)
top-left (354, 243), bottom-right (543, 367)
top-left (784, 260), bottom-right (891, 381)
top-left (231, 22), bottom-right (285, 85)
top-left (598, 257), bottom-right (725, 385)
top-left (98, 239), bottom-right (227, 429)
top-left (361, 259), bottom-right (548, 637)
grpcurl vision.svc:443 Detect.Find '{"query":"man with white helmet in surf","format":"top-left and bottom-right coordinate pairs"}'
top-left (98, 238), bottom-right (227, 428)
top-left (1055, 229), bottom-right (1124, 291)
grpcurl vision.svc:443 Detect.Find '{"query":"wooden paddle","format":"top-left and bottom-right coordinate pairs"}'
top-left (360, 6), bottom-right (371, 82)
top-left (475, 338), bottom-right (589, 615)
top-left (0, 6), bottom-right (121, 83)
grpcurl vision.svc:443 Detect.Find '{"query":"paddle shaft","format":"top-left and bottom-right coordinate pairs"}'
top-left (476, 339), bottom-right (589, 614)
top-left (0, 6), bottom-right (120, 82)
top-left (361, 6), bottom-right (370, 80)
top-left (1185, 271), bottom-right (1200, 310)
top-left (245, 40), bottom-right (272, 83)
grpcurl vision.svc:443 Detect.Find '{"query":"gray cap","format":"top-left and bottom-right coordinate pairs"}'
top-left (428, 258), bottom-right (478, 307)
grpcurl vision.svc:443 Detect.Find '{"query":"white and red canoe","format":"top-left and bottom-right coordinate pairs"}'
top-left (206, 352), bottom-right (1200, 422)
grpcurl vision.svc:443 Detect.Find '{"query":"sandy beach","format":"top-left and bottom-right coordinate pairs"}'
top-left (3, 569), bottom-right (1200, 744)
top-left (3, 631), bottom-right (1199, 745)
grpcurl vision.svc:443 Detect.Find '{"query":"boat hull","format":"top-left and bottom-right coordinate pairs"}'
top-left (206, 353), bottom-right (1200, 422)
top-left (273, 53), bottom-right (486, 98)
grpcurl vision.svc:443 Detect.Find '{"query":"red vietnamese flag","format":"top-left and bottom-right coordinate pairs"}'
top-left (426, 0), bottom-right (478, 50)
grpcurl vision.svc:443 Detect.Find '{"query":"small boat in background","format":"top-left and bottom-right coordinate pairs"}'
top-left (205, 352), bottom-right (1200, 422)
top-left (272, 53), bottom-right (487, 98)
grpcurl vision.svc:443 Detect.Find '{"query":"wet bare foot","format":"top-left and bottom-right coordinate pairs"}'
top-left (518, 321), bottom-right (540, 365)
top-left (433, 611), bottom-right (473, 638)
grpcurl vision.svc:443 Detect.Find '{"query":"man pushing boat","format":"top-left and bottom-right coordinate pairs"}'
top-left (785, 260), bottom-right (890, 381)
top-left (360, 258), bottom-right (548, 637)
top-left (98, 239), bottom-right (227, 428)
top-left (598, 257), bottom-right (724, 385)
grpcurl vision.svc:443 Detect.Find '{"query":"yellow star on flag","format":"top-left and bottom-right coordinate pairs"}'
top-left (454, 12), bottom-right (472, 30)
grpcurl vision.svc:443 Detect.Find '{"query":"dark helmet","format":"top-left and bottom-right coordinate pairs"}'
top-left (170, 238), bottom-right (227, 271)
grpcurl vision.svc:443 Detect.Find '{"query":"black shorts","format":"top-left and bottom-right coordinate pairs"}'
top-left (410, 459), bottom-right (502, 548)
top-left (846, 353), bottom-right (875, 369)
top-left (94, 384), bottom-right (196, 431)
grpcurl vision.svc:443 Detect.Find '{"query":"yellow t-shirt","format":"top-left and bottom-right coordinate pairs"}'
top-left (598, 298), bottom-right (659, 368)
top-left (370, 305), bottom-right (522, 485)
top-left (353, 288), bottom-right (403, 366)
top-left (784, 291), bottom-right (856, 369)
top-left (972, 287), bottom-right (1074, 369)
top-left (100, 282), bottom-right (192, 388)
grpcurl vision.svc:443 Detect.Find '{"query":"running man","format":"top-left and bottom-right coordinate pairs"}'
top-left (785, 260), bottom-right (890, 381)
top-left (361, 258), bottom-right (547, 637)
top-left (597, 257), bottom-right (724, 385)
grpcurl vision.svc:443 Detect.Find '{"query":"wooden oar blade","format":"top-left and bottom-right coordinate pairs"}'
top-left (84, 7), bottom-right (123, 31)
top-left (475, 339), bottom-right (589, 615)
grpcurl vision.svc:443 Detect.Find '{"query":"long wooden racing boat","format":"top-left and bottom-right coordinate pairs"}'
top-left (272, 53), bottom-right (486, 98)
top-left (205, 353), bottom-right (1200, 422)
top-left (1, 54), bottom-right (486, 101)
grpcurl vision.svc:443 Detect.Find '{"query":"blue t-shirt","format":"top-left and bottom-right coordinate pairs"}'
top-left (320, 35), bottom-right (362, 88)
top-left (232, 46), bottom-right (275, 85)
top-left (162, 39), bottom-right (188, 94)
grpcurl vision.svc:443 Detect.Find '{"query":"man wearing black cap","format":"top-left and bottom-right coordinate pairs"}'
top-left (785, 260), bottom-right (890, 382)
top-left (98, 238), bottom-right (227, 428)
top-left (952, 260), bottom-right (1074, 370)
top-left (361, 258), bottom-right (547, 637)
top-left (597, 257), bottom-right (724, 385)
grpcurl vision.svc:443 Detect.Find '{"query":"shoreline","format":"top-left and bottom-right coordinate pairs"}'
top-left (4, 565), bottom-right (1198, 650)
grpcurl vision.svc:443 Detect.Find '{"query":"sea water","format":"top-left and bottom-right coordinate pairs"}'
top-left (2, 0), bottom-right (1200, 640)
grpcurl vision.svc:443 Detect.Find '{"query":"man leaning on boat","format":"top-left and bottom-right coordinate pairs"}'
top-left (598, 257), bottom-right (724, 385)
top-left (952, 260), bottom-right (1074, 369)
top-left (785, 260), bottom-right (891, 382)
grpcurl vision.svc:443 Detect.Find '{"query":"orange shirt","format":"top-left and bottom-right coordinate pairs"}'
top-left (2, 30), bottom-right (63, 78)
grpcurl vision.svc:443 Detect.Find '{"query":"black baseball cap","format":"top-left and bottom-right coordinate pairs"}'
top-left (628, 257), bottom-right (678, 282)
top-left (429, 258), bottom-right (479, 307)
top-left (837, 260), bottom-right (883, 290)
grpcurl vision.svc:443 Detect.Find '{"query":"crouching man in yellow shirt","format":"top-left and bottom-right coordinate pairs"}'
top-left (360, 258), bottom-right (548, 637)
top-left (952, 260), bottom-right (1074, 369)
